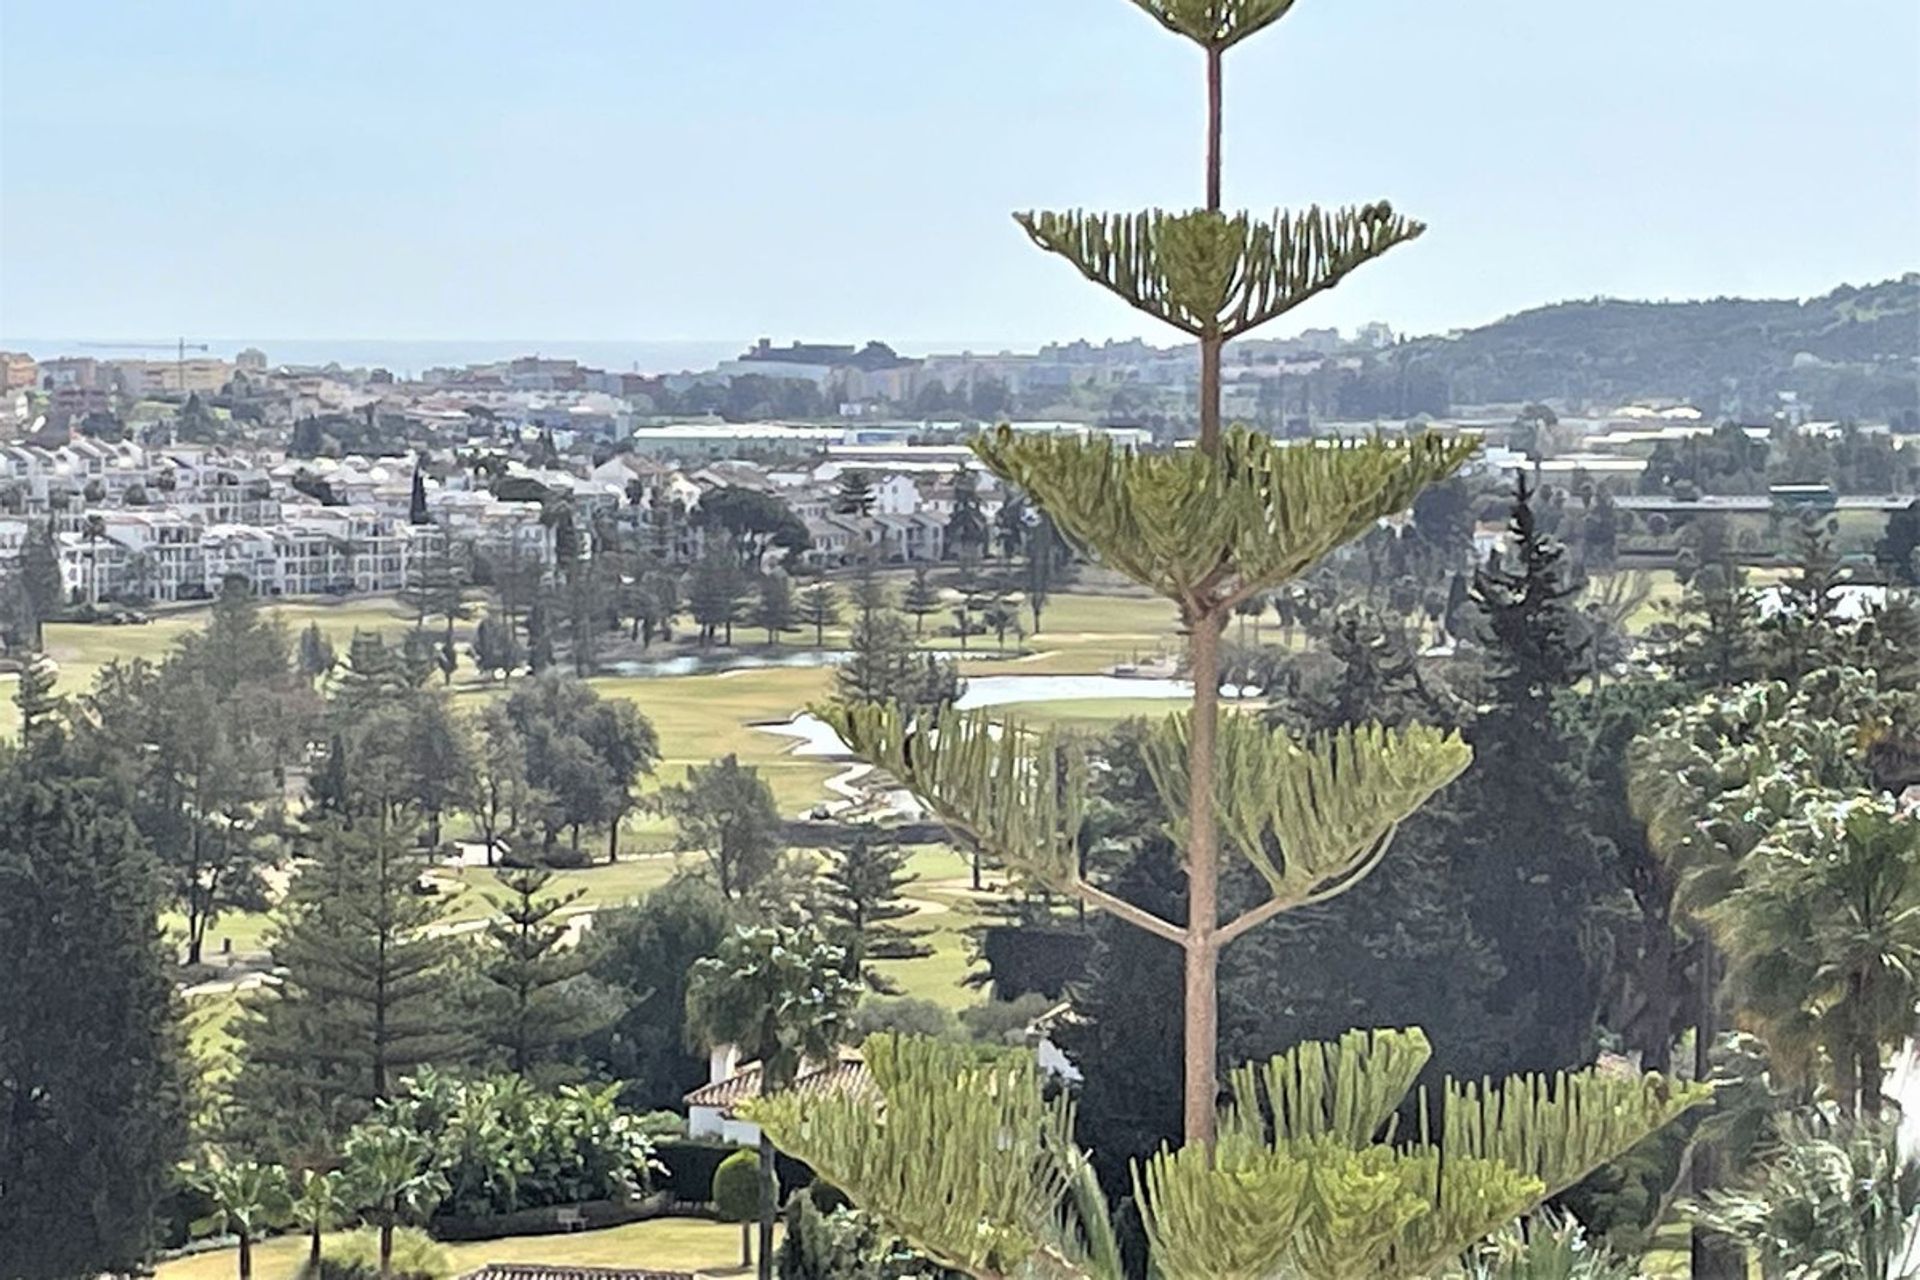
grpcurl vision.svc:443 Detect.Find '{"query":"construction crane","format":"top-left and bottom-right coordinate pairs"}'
top-left (76, 337), bottom-right (211, 393)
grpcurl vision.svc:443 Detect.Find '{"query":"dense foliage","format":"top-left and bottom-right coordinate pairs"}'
top-left (377, 1070), bottom-right (662, 1219)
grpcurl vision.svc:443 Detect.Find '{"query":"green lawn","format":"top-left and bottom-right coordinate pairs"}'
top-left (155, 1218), bottom-right (762, 1280)
top-left (435, 854), bottom-right (695, 922)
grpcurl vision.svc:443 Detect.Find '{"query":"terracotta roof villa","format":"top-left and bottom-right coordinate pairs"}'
top-left (460, 1266), bottom-right (695, 1280)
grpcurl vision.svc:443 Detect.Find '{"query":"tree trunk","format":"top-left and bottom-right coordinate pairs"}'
top-left (1204, 45), bottom-right (1222, 212)
top-left (1183, 609), bottom-right (1225, 1151)
top-left (239, 1232), bottom-right (253, 1280)
top-left (739, 1222), bottom-right (751, 1269)
top-left (757, 1132), bottom-right (777, 1280)
top-left (379, 1223), bottom-right (394, 1280)
top-left (1689, 940), bottom-right (1746, 1279)
top-left (1861, 1037), bottom-right (1885, 1119)
top-left (309, 1223), bottom-right (323, 1273)
top-left (607, 817), bottom-right (621, 864)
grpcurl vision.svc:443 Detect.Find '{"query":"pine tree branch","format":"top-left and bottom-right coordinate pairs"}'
top-left (1215, 825), bottom-right (1399, 948)
top-left (1069, 879), bottom-right (1187, 946)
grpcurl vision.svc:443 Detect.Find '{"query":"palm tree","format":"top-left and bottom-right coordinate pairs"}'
top-left (342, 1122), bottom-right (448, 1280)
top-left (190, 1158), bottom-right (294, 1280)
top-left (81, 513), bottom-right (107, 606)
top-left (1687, 1111), bottom-right (1920, 1280)
top-left (686, 925), bottom-right (860, 1280)
top-left (291, 1168), bottom-right (346, 1276)
top-left (1710, 795), bottom-right (1920, 1117)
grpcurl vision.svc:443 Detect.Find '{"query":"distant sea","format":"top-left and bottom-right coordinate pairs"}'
top-left (0, 338), bottom-right (756, 377)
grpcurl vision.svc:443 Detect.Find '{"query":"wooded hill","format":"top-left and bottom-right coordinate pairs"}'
top-left (1373, 274), bottom-right (1918, 424)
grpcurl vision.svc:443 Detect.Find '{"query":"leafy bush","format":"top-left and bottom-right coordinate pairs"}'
top-left (631, 1110), bottom-right (687, 1139)
top-left (777, 1195), bottom-right (966, 1279)
top-left (1685, 1112), bottom-right (1920, 1279)
top-left (848, 996), bottom-right (957, 1042)
top-left (386, 1069), bottom-right (662, 1218)
top-left (318, 1227), bottom-right (449, 1280)
top-left (1453, 1213), bottom-right (1642, 1280)
top-left (956, 993), bottom-right (1056, 1045)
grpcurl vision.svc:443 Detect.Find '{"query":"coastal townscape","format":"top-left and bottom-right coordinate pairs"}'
top-left (4, 3), bottom-right (1919, 1280)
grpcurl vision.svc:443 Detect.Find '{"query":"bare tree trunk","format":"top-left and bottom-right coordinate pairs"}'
top-left (239, 1232), bottom-right (253, 1280)
top-left (1690, 940), bottom-right (1745, 1279)
top-left (757, 1132), bottom-right (776, 1280)
top-left (1204, 45), bottom-right (1222, 212)
top-left (1183, 609), bottom-right (1225, 1150)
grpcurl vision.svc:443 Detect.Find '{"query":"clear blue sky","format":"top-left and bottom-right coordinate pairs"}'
top-left (2, 0), bottom-right (1915, 350)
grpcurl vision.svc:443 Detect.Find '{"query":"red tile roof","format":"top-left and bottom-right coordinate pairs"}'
top-left (460, 1267), bottom-right (695, 1280)
top-left (683, 1051), bottom-right (872, 1118)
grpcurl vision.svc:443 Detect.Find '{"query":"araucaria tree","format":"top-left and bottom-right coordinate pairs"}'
top-left (480, 864), bottom-right (617, 1077)
top-left (831, 0), bottom-right (1477, 1149)
top-left (822, 827), bottom-right (934, 991)
top-left (233, 815), bottom-right (470, 1149)
top-left (769, 2), bottom-right (1709, 1272)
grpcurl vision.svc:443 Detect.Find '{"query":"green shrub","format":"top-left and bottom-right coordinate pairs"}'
top-left (318, 1227), bottom-right (450, 1280)
top-left (777, 1195), bottom-right (964, 1279)
top-left (848, 996), bottom-right (957, 1042)
top-left (712, 1149), bottom-right (761, 1225)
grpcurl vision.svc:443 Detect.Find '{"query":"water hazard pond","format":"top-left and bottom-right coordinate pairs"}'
top-left (755, 674), bottom-right (1197, 757)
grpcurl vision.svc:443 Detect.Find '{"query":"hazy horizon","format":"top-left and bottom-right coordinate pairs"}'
top-left (6, 267), bottom-right (1912, 373)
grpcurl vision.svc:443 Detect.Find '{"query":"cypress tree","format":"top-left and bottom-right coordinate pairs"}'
top-left (19, 518), bottom-right (64, 645)
top-left (1453, 475), bottom-right (1609, 1074)
top-left (0, 743), bottom-right (188, 1277)
top-left (408, 468), bottom-right (430, 526)
top-left (943, 470), bottom-right (988, 562)
top-left (754, 572), bottom-right (795, 643)
top-left (297, 621), bottom-right (337, 681)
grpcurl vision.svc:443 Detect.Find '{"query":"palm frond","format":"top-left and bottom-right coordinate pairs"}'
top-left (973, 426), bottom-right (1475, 609)
top-left (1014, 207), bottom-right (1424, 339)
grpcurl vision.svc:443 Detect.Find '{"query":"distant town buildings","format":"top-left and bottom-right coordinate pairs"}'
top-left (0, 327), bottom-right (1909, 621)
